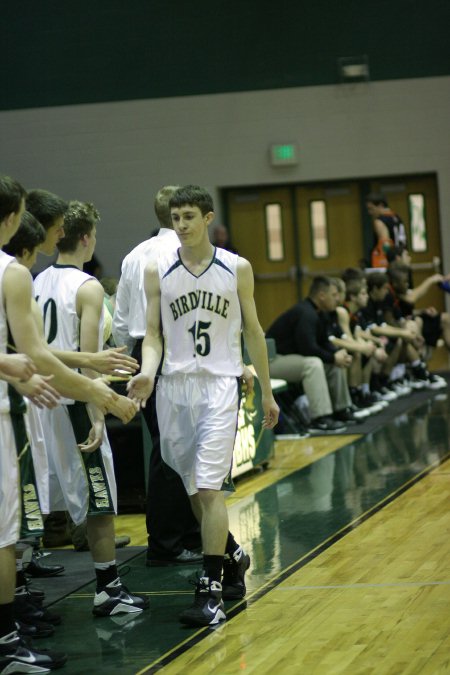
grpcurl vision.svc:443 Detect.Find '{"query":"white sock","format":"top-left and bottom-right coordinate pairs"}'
top-left (94, 560), bottom-right (116, 570)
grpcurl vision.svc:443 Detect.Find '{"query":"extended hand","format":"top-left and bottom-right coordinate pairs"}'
top-left (90, 379), bottom-right (119, 414)
top-left (92, 346), bottom-right (139, 375)
top-left (107, 394), bottom-right (138, 424)
top-left (78, 419), bottom-right (104, 453)
top-left (126, 373), bottom-right (154, 409)
top-left (0, 353), bottom-right (37, 381)
top-left (15, 374), bottom-right (60, 409)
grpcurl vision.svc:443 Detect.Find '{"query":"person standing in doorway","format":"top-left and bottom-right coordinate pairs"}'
top-left (366, 193), bottom-right (408, 269)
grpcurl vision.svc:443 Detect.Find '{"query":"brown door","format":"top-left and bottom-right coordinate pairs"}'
top-left (370, 174), bottom-right (446, 369)
top-left (226, 187), bottom-right (298, 330)
top-left (295, 182), bottom-right (363, 297)
top-left (226, 175), bottom-right (446, 370)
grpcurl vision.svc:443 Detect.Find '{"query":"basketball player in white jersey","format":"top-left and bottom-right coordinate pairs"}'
top-left (1, 209), bottom-right (145, 643)
top-left (128, 185), bottom-right (279, 626)
top-left (34, 200), bottom-right (148, 619)
top-left (114, 185), bottom-right (254, 567)
top-left (0, 177), bottom-right (135, 672)
top-left (4, 211), bottom-right (140, 521)
top-left (114, 185), bottom-right (205, 567)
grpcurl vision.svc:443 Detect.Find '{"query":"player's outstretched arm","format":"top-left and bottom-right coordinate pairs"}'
top-left (77, 279), bottom-right (138, 426)
top-left (3, 262), bottom-right (118, 412)
top-left (31, 291), bottom-right (139, 399)
top-left (127, 262), bottom-right (162, 408)
top-left (404, 273), bottom-right (443, 305)
top-left (52, 345), bottom-right (139, 375)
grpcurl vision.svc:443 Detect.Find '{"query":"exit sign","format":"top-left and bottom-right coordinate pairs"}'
top-left (269, 143), bottom-right (298, 166)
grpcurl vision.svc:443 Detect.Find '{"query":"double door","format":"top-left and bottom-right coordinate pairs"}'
top-left (226, 181), bottom-right (364, 330)
top-left (225, 174), bottom-right (442, 334)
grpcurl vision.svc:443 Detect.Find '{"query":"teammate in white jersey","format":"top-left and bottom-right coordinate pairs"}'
top-left (128, 185), bottom-right (279, 627)
top-left (18, 192), bottom-right (138, 584)
top-left (34, 200), bottom-right (148, 618)
top-left (2, 209), bottom-right (143, 642)
top-left (5, 211), bottom-right (139, 514)
top-left (0, 177), bottom-right (134, 672)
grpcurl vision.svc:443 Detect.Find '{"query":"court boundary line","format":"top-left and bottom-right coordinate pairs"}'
top-left (274, 580), bottom-right (450, 591)
top-left (136, 451), bottom-right (450, 674)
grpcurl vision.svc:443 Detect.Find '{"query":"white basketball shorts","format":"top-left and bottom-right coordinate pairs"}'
top-left (37, 404), bottom-right (117, 525)
top-left (156, 373), bottom-right (239, 495)
top-left (25, 405), bottom-right (50, 515)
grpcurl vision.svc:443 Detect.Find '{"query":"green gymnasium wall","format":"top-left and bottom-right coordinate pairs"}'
top-left (3, 0), bottom-right (449, 111)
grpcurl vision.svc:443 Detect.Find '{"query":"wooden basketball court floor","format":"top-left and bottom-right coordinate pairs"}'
top-left (37, 391), bottom-right (450, 674)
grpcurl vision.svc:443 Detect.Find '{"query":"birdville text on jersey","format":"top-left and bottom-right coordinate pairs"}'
top-left (169, 290), bottom-right (230, 321)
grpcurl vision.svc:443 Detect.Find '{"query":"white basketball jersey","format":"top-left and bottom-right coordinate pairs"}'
top-left (0, 251), bottom-right (15, 413)
top-left (158, 247), bottom-right (243, 376)
top-left (34, 264), bottom-right (103, 404)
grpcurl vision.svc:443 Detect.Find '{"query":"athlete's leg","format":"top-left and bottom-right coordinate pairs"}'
top-left (0, 546), bottom-right (16, 606)
top-left (270, 353), bottom-right (332, 419)
top-left (381, 338), bottom-right (402, 376)
top-left (348, 352), bottom-right (362, 388)
top-left (89, 513), bottom-right (149, 617)
top-left (324, 363), bottom-right (352, 411)
top-left (189, 492), bottom-right (202, 524)
top-left (196, 488), bottom-right (228, 556)
top-left (87, 514), bottom-right (115, 563)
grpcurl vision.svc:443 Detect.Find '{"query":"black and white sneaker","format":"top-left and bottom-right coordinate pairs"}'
top-left (93, 578), bottom-right (149, 617)
top-left (179, 577), bottom-right (226, 626)
top-left (309, 416), bottom-right (346, 434)
top-left (425, 372), bottom-right (447, 390)
top-left (409, 364), bottom-right (429, 389)
top-left (14, 588), bottom-right (61, 626)
top-left (351, 390), bottom-right (384, 415)
top-left (16, 618), bottom-right (55, 640)
top-left (333, 408), bottom-right (358, 425)
top-left (0, 630), bottom-right (66, 673)
top-left (390, 379), bottom-right (412, 396)
top-left (222, 548), bottom-right (251, 600)
top-left (350, 405), bottom-right (371, 420)
top-left (368, 390), bottom-right (389, 408)
top-left (376, 385), bottom-right (398, 402)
